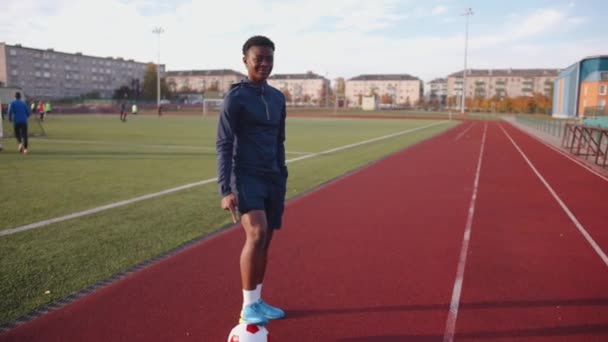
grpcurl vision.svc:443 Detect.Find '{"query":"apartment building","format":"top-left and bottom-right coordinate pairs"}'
top-left (447, 69), bottom-right (559, 101)
top-left (268, 72), bottom-right (329, 105)
top-left (165, 69), bottom-right (245, 95)
top-left (427, 78), bottom-right (448, 101)
top-left (345, 74), bottom-right (423, 108)
top-left (0, 42), bottom-right (163, 99)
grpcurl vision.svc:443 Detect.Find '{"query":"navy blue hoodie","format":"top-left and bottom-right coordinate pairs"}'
top-left (8, 99), bottom-right (30, 124)
top-left (216, 79), bottom-right (287, 197)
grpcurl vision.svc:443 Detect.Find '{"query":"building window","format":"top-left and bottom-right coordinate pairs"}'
top-left (599, 99), bottom-right (606, 108)
top-left (9, 49), bottom-right (17, 56)
top-left (600, 85), bottom-right (607, 95)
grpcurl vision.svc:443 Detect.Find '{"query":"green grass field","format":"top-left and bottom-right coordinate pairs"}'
top-left (0, 113), bottom-right (458, 326)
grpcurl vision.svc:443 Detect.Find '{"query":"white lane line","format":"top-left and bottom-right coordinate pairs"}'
top-left (505, 122), bottom-right (608, 182)
top-left (499, 124), bottom-right (608, 267)
top-left (443, 122), bottom-right (488, 342)
top-left (454, 122), bottom-right (477, 142)
top-left (40, 139), bottom-right (311, 155)
top-left (1, 121), bottom-right (449, 237)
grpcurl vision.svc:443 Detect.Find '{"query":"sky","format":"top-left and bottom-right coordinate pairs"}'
top-left (1, 0), bottom-right (607, 83)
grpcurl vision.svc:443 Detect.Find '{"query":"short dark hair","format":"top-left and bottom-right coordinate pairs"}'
top-left (242, 36), bottom-right (275, 55)
top-left (15, 92), bottom-right (21, 99)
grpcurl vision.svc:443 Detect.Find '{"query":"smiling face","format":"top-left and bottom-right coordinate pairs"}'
top-left (243, 45), bottom-right (274, 83)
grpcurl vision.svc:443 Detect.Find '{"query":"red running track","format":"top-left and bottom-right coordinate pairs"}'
top-left (1, 121), bottom-right (607, 341)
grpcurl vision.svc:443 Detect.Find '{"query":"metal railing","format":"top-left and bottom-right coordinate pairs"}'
top-left (584, 106), bottom-right (608, 117)
top-left (562, 123), bottom-right (608, 169)
top-left (515, 115), bottom-right (579, 140)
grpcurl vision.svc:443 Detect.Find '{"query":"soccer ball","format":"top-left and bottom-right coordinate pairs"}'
top-left (227, 323), bottom-right (270, 342)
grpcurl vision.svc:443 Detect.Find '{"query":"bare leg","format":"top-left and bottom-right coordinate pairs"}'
top-left (257, 229), bottom-right (273, 285)
top-left (240, 210), bottom-right (268, 290)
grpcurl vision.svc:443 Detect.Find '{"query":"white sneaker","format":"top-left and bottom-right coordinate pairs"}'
top-left (22, 148), bottom-right (28, 155)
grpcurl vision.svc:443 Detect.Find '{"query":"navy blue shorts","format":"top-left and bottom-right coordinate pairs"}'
top-left (235, 173), bottom-right (286, 230)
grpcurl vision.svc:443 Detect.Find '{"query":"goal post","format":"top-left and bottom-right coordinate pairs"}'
top-left (202, 99), bottom-right (224, 117)
top-left (1, 117), bottom-right (46, 138)
top-left (332, 94), bottom-right (348, 115)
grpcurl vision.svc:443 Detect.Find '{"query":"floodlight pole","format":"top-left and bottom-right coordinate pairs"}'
top-left (325, 72), bottom-right (330, 108)
top-left (152, 27), bottom-right (164, 111)
top-left (461, 8), bottom-right (473, 115)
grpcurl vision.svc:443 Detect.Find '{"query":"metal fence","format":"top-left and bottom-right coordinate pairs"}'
top-left (515, 115), bottom-right (580, 140)
top-left (562, 123), bottom-right (608, 169)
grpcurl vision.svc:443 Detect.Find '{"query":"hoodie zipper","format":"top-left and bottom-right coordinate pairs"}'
top-left (260, 86), bottom-right (270, 120)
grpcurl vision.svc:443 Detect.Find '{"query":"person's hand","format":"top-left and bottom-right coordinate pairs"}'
top-left (221, 193), bottom-right (239, 223)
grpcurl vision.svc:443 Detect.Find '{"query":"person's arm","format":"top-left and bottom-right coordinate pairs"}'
top-left (277, 100), bottom-right (287, 178)
top-left (216, 94), bottom-right (239, 197)
top-left (8, 103), bottom-right (12, 122)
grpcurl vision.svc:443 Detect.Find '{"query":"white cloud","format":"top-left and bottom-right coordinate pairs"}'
top-left (431, 5), bottom-right (448, 16)
top-left (510, 8), bottom-right (565, 39)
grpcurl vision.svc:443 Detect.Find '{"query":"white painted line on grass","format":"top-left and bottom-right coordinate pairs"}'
top-left (284, 151), bottom-right (315, 155)
top-left (285, 121), bottom-right (449, 163)
top-left (506, 122), bottom-right (608, 182)
top-left (1, 121), bottom-right (449, 237)
top-left (499, 124), bottom-right (608, 267)
top-left (443, 122), bottom-right (487, 342)
top-left (41, 139), bottom-right (312, 155)
top-left (41, 139), bottom-right (217, 151)
top-left (454, 122), bottom-right (477, 142)
top-left (0, 180), bottom-right (218, 237)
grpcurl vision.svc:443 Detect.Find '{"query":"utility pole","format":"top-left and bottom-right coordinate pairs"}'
top-left (152, 27), bottom-right (164, 113)
top-left (461, 8), bottom-right (473, 115)
top-left (325, 72), bottom-right (330, 108)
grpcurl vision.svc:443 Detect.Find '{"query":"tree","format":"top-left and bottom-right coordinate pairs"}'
top-left (380, 94), bottom-right (393, 105)
top-left (113, 85), bottom-right (132, 100)
top-left (207, 81), bottom-right (220, 92)
top-left (142, 63), bottom-right (173, 101)
top-left (404, 97), bottom-right (411, 108)
top-left (447, 96), bottom-right (457, 109)
top-left (318, 82), bottom-right (331, 107)
top-left (281, 88), bottom-right (292, 102)
top-left (335, 77), bottom-right (346, 96)
top-left (179, 85), bottom-right (193, 93)
top-left (167, 79), bottom-right (177, 93)
top-left (82, 91), bottom-right (101, 99)
top-left (142, 63), bottom-right (158, 100)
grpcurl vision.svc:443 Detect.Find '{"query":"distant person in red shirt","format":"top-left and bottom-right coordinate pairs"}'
top-left (38, 101), bottom-right (45, 121)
